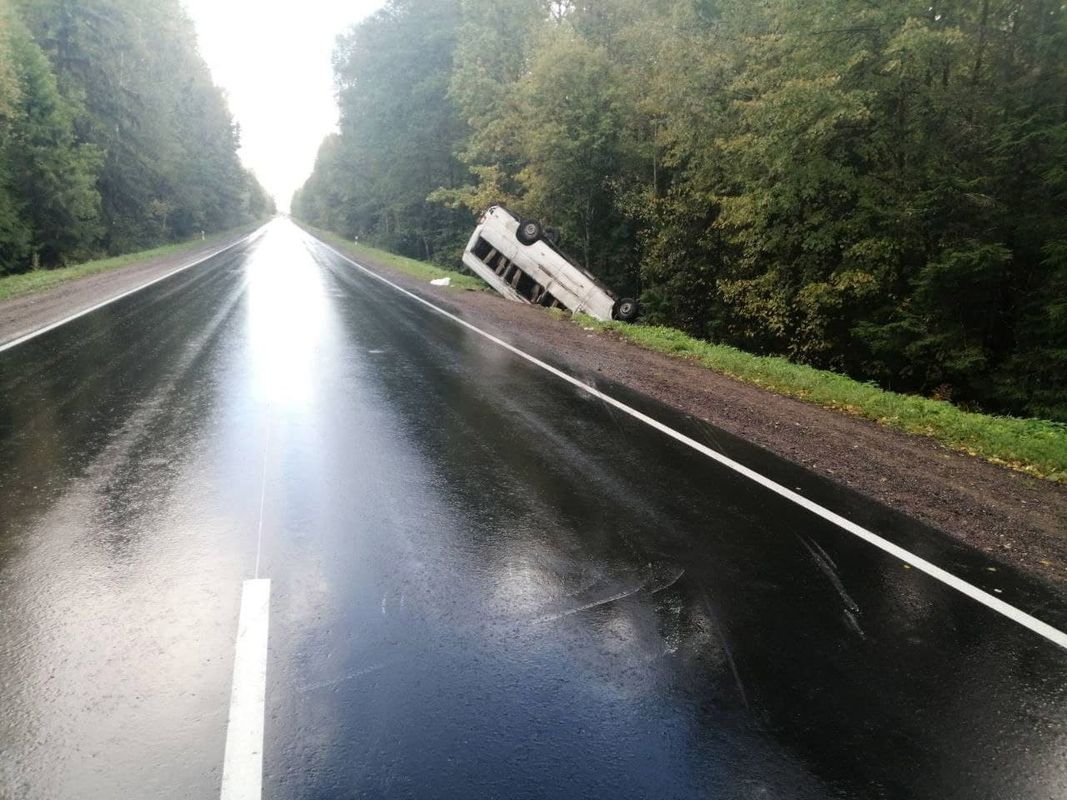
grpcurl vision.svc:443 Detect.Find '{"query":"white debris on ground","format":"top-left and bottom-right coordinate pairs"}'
top-left (430, 277), bottom-right (451, 286)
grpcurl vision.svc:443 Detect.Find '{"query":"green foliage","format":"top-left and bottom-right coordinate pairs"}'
top-left (294, 0), bottom-right (473, 265)
top-left (511, 31), bottom-right (630, 282)
top-left (0, 1), bottom-right (27, 265)
top-left (0, 0), bottom-right (273, 275)
top-left (296, 0), bottom-right (1067, 422)
top-left (1, 6), bottom-right (101, 266)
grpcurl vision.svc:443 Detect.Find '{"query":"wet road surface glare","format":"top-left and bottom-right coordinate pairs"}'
top-left (0, 220), bottom-right (1065, 799)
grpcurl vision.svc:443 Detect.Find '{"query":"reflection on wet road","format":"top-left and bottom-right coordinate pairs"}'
top-left (0, 219), bottom-right (1065, 799)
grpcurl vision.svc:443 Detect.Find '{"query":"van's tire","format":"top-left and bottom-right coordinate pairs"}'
top-left (614, 297), bottom-right (639, 322)
top-left (516, 219), bottom-right (543, 245)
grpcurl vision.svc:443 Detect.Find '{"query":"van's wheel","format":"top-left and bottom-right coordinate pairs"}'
top-left (516, 219), bottom-right (543, 245)
top-left (614, 297), bottom-right (639, 322)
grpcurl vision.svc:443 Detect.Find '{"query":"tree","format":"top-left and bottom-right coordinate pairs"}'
top-left (11, 0), bottom-right (271, 259)
top-left (297, 0), bottom-right (471, 263)
top-left (0, 1), bottom-right (100, 271)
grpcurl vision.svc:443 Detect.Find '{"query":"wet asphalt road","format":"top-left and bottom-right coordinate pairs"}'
top-left (0, 220), bottom-right (1065, 799)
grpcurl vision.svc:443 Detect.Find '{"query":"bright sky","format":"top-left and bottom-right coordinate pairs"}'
top-left (181, 0), bottom-right (386, 212)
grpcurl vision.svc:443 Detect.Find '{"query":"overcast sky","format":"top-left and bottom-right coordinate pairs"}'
top-left (181, 0), bottom-right (385, 211)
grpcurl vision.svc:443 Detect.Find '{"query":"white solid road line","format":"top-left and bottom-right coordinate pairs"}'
top-left (221, 578), bottom-right (272, 800)
top-left (0, 229), bottom-right (261, 354)
top-left (312, 233), bottom-right (1067, 653)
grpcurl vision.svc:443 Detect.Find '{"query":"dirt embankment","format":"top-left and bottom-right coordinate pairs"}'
top-left (336, 244), bottom-right (1067, 590)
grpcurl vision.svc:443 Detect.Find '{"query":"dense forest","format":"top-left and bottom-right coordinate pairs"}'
top-left (0, 0), bottom-right (273, 274)
top-left (294, 0), bottom-right (1067, 422)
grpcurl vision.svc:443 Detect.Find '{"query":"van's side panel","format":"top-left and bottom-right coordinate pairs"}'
top-left (511, 238), bottom-right (615, 321)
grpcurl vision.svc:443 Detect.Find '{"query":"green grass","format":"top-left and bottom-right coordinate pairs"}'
top-left (0, 221), bottom-right (264, 302)
top-left (578, 316), bottom-right (1067, 483)
top-left (300, 224), bottom-right (486, 292)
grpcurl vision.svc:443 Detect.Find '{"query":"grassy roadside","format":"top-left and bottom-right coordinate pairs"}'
top-left (578, 317), bottom-right (1067, 484)
top-left (299, 223), bottom-right (1067, 483)
top-left (298, 224), bottom-right (485, 292)
top-left (0, 221), bottom-right (265, 303)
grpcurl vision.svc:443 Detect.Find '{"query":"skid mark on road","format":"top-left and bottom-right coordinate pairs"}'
top-left (534, 583), bottom-right (646, 624)
top-left (296, 661), bottom-right (398, 695)
top-left (702, 594), bottom-right (751, 712)
top-left (648, 567), bottom-right (686, 595)
top-left (798, 535), bottom-right (866, 639)
top-left (534, 563), bottom-right (685, 624)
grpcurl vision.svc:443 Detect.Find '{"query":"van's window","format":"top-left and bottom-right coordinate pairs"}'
top-left (471, 233), bottom-right (563, 308)
top-left (472, 236), bottom-right (495, 262)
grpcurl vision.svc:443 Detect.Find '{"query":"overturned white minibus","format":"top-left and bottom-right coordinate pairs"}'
top-left (461, 206), bottom-right (638, 323)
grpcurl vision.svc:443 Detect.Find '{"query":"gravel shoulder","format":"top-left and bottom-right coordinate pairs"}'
top-left (326, 240), bottom-right (1067, 591)
top-left (0, 229), bottom-right (256, 347)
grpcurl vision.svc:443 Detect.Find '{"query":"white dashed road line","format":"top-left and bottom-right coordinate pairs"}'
top-left (220, 578), bottom-right (272, 800)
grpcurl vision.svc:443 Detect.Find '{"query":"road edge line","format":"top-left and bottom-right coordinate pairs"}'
top-left (309, 230), bottom-right (1067, 653)
top-left (0, 226), bottom-right (265, 354)
top-left (220, 578), bottom-right (271, 800)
